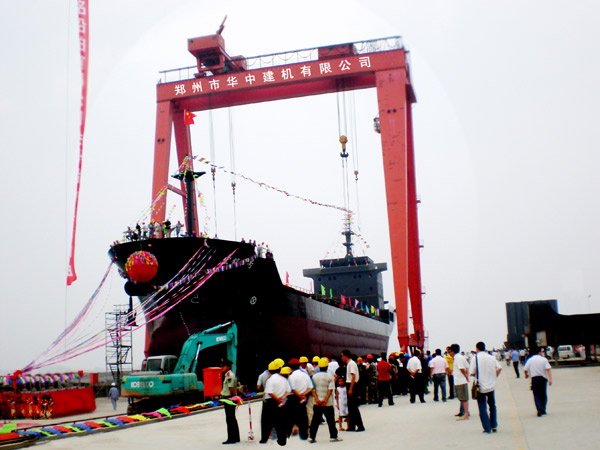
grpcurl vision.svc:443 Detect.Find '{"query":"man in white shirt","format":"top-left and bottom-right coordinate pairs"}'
top-left (309, 358), bottom-right (342, 443)
top-left (524, 347), bottom-right (552, 417)
top-left (470, 342), bottom-right (502, 433)
top-left (428, 348), bottom-right (449, 402)
top-left (327, 357), bottom-right (340, 378)
top-left (341, 350), bottom-right (365, 432)
top-left (299, 356), bottom-right (315, 376)
top-left (287, 359), bottom-right (313, 440)
top-left (260, 362), bottom-right (291, 445)
top-left (449, 343), bottom-right (470, 420)
top-left (406, 350), bottom-right (425, 404)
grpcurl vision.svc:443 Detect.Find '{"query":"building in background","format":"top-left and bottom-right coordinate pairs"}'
top-left (505, 300), bottom-right (558, 349)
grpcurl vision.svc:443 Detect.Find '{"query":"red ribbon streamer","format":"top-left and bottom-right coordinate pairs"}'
top-left (67, 0), bottom-right (89, 286)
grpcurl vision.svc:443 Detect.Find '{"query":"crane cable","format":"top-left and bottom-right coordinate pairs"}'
top-left (336, 80), bottom-right (353, 238)
top-left (349, 89), bottom-right (362, 228)
top-left (209, 109), bottom-right (218, 237)
top-left (229, 108), bottom-right (238, 241)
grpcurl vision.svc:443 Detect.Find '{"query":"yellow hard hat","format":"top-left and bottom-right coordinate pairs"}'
top-left (268, 360), bottom-right (279, 371)
top-left (318, 357), bottom-right (329, 369)
top-left (312, 356), bottom-right (320, 363)
top-left (274, 358), bottom-right (285, 369)
top-left (299, 356), bottom-right (309, 363)
top-left (280, 366), bottom-right (292, 375)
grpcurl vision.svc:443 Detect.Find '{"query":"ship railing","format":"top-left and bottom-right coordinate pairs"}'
top-left (284, 283), bottom-right (313, 295)
top-left (312, 293), bottom-right (392, 324)
top-left (158, 36), bottom-right (405, 84)
top-left (113, 232), bottom-right (193, 246)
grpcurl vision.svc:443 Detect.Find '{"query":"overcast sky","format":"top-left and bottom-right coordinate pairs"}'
top-left (1, 0), bottom-right (599, 373)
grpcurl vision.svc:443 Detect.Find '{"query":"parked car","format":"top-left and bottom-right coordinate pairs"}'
top-left (557, 345), bottom-right (575, 360)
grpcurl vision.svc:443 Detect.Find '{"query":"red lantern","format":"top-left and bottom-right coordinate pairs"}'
top-left (125, 251), bottom-right (158, 283)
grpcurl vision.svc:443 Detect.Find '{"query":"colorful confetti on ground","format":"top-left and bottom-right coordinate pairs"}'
top-left (2, 393), bottom-right (259, 446)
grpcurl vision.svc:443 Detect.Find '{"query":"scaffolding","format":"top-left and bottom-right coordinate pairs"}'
top-left (105, 304), bottom-right (133, 385)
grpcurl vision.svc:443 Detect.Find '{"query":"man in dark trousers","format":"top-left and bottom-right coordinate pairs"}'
top-left (286, 358), bottom-right (312, 440)
top-left (524, 347), bottom-right (552, 417)
top-left (429, 348), bottom-right (449, 402)
top-left (407, 349), bottom-right (426, 403)
top-left (510, 348), bottom-right (521, 378)
top-left (341, 350), bottom-right (365, 432)
top-left (470, 342), bottom-right (502, 433)
top-left (376, 352), bottom-right (394, 407)
top-left (221, 360), bottom-right (240, 445)
top-left (261, 361), bottom-right (291, 445)
top-left (309, 358), bottom-right (342, 443)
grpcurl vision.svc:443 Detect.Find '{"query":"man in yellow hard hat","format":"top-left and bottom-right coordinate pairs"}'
top-left (309, 358), bottom-right (342, 443)
top-left (261, 361), bottom-right (291, 445)
top-left (299, 356), bottom-right (314, 377)
top-left (287, 358), bottom-right (312, 441)
top-left (312, 356), bottom-right (321, 373)
top-left (305, 356), bottom-right (320, 425)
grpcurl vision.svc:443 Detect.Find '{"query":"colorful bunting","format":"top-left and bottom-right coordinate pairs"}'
top-left (192, 156), bottom-right (351, 213)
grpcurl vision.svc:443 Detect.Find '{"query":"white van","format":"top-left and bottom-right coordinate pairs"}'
top-left (557, 345), bottom-right (575, 360)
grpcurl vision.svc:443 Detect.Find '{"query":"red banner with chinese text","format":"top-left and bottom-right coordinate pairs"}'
top-left (67, 0), bottom-right (89, 286)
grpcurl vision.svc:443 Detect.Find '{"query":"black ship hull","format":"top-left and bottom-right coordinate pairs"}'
top-left (109, 237), bottom-right (393, 386)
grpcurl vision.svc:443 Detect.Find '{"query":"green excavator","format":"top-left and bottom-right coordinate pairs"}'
top-left (121, 321), bottom-right (237, 414)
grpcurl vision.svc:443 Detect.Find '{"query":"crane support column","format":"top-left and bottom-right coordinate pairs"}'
top-left (151, 100), bottom-right (173, 225)
top-left (406, 104), bottom-right (424, 345)
top-left (375, 68), bottom-right (422, 347)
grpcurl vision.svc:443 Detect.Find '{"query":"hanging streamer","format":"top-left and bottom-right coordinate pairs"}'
top-left (24, 245), bottom-right (237, 372)
top-left (67, 0), bottom-right (89, 286)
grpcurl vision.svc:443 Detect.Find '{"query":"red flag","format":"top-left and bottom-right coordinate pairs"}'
top-left (341, 294), bottom-right (346, 305)
top-left (285, 271), bottom-right (289, 284)
top-left (184, 109), bottom-right (196, 125)
top-left (67, 0), bottom-right (89, 286)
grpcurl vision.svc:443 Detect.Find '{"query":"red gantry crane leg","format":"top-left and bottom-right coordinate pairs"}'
top-left (149, 34), bottom-right (424, 352)
top-left (376, 69), bottom-right (423, 347)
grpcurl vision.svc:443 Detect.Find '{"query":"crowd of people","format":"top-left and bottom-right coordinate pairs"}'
top-left (119, 224), bottom-right (275, 260)
top-left (123, 220), bottom-right (185, 241)
top-left (219, 342), bottom-right (552, 445)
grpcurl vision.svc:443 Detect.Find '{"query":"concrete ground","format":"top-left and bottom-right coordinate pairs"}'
top-left (14, 365), bottom-right (600, 449)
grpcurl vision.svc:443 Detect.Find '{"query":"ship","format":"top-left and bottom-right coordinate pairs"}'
top-left (108, 227), bottom-right (394, 387)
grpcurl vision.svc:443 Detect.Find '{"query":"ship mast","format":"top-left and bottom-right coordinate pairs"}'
top-left (171, 170), bottom-right (205, 237)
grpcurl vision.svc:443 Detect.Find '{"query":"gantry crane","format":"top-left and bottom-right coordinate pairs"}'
top-left (150, 32), bottom-right (424, 348)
